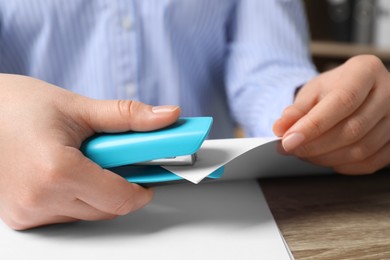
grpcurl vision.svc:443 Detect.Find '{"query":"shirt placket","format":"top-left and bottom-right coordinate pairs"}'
top-left (115, 0), bottom-right (138, 100)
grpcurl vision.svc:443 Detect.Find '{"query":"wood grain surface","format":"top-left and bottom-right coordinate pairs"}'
top-left (260, 169), bottom-right (390, 260)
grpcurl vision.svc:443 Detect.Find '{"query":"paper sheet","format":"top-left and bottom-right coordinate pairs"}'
top-left (164, 137), bottom-right (331, 184)
top-left (0, 181), bottom-right (292, 260)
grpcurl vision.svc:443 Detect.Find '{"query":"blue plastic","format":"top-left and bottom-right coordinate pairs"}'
top-left (109, 165), bottom-right (225, 184)
top-left (81, 117), bottom-right (212, 168)
top-left (81, 117), bottom-right (220, 184)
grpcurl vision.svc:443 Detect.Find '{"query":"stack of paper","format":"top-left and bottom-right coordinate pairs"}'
top-left (0, 181), bottom-right (293, 260)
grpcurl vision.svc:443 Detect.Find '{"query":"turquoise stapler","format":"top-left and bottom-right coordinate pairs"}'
top-left (81, 117), bottom-right (222, 186)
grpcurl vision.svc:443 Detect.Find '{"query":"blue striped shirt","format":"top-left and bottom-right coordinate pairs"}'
top-left (0, 0), bottom-right (318, 138)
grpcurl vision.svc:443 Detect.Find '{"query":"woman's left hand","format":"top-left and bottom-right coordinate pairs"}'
top-left (273, 55), bottom-right (390, 175)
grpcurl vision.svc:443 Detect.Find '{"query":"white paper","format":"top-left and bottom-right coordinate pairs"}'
top-left (164, 137), bottom-right (331, 184)
top-left (0, 181), bottom-right (292, 260)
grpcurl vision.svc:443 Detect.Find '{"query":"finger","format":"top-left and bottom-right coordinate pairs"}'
top-left (273, 105), bottom-right (306, 137)
top-left (57, 199), bottom-right (117, 221)
top-left (292, 85), bottom-right (387, 158)
top-left (304, 117), bottom-right (390, 167)
top-left (29, 216), bottom-right (78, 229)
top-left (4, 215), bottom-right (77, 231)
top-left (282, 57), bottom-right (378, 152)
top-left (79, 98), bottom-right (180, 133)
top-left (72, 152), bottom-right (153, 215)
top-left (273, 80), bottom-right (320, 137)
top-left (333, 142), bottom-right (390, 175)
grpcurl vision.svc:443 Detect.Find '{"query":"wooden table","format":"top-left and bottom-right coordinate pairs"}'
top-left (260, 169), bottom-right (390, 259)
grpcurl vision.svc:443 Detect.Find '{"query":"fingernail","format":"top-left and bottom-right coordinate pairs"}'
top-left (152, 105), bottom-right (179, 113)
top-left (282, 133), bottom-right (305, 152)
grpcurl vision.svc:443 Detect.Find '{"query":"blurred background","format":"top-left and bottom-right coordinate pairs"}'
top-left (304, 0), bottom-right (390, 72)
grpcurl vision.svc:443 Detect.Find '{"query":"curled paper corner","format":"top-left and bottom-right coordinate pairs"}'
top-left (163, 137), bottom-right (279, 184)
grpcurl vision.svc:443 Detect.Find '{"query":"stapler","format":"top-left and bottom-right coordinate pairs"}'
top-left (81, 117), bottom-right (222, 186)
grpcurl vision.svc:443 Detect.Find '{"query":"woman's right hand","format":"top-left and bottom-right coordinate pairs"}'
top-left (0, 74), bottom-right (180, 230)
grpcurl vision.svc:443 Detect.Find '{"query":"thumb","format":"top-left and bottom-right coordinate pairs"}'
top-left (280, 58), bottom-right (374, 152)
top-left (80, 99), bottom-right (181, 133)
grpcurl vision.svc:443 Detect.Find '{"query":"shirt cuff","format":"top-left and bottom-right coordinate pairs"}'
top-left (233, 71), bottom-right (318, 137)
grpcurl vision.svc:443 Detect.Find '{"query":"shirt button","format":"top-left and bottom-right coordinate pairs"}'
top-left (125, 83), bottom-right (137, 97)
top-left (121, 16), bottom-right (133, 31)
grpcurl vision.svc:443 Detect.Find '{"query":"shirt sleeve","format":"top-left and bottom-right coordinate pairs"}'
top-left (225, 0), bottom-right (318, 137)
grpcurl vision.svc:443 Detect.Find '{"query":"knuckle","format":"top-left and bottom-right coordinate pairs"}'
top-left (39, 147), bottom-right (77, 185)
top-left (343, 117), bottom-right (366, 142)
top-left (40, 158), bottom-right (66, 185)
top-left (17, 190), bottom-right (44, 210)
top-left (349, 144), bottom-right (370, 162)
top-left (116, 100), bottom-right (136, 118)
top-left (349, 55), bottom-right (384, 75)
top-left (337, 88), bottom-right (360, 113)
